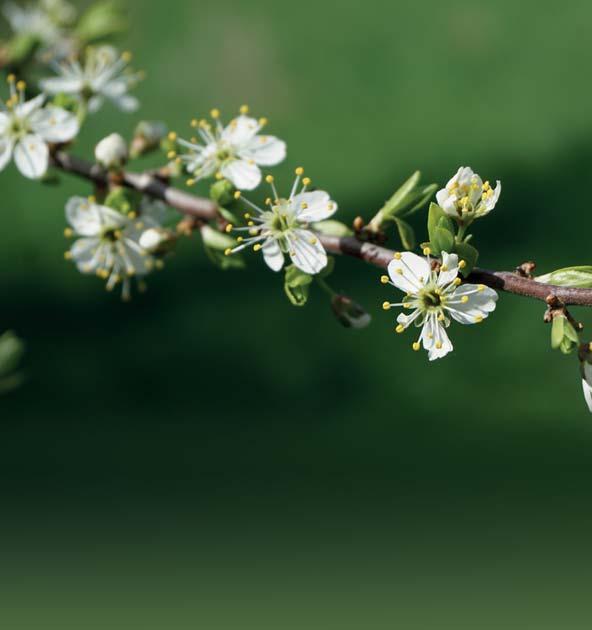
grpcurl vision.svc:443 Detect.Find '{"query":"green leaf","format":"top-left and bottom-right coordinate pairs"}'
top-left (284, 265), bottom-right (313, 307)
top-left (427, 203), bottom-right (453, 244)
top-left (7, 33), bottom-right (39, 63)
top-left (431, 226), bottom-right (454, 256)
top-left (75, 1), bottom-right (128, 43)
top-left (217, 207), bottom-right (240, 226)
top-left (210, 180), bottom-right (235, 205)
top-left (551, 316), bottom-right (565, 350)
top-left (380, 171), bottom-right (421, 216)
top-left (104, 187), bottom-right (140, 215)
top-left (401, 184), bottom-right (439, 218)
top-left (395, 218), bottom-right (415, 250)
top-left (550, 314), bottom-right (579, 354)
top-left (312, 220), bottom-right (353, 237)
top-left (536, 266), bottom-right (592, 288)
top-left (455, 241), bottom-right (479, 276)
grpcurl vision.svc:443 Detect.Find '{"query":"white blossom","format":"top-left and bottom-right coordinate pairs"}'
top-left (383, 250), bottom-right (498, 361)
top-left (226, 169), bottom-right (337, 275)
top-left (0, 76), bottom-right (79, 179)
top-left (176, 106), bottom-right (286, 190)
top-left (3, 1), bottom-right (61, 43)
top-left (581, 360), bottom-right (592, 413)
top-left (95, 132), bottom-right (128, 168)
top-left (64, 196), bottom-right (167, 300)
top-left (436, 166), bottom-right (501, 221)
top-left (40, 46), bottom-right (142, 114)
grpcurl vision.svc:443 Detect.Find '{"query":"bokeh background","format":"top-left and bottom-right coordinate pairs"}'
top-left (3, 0), bottom-right (592, 627)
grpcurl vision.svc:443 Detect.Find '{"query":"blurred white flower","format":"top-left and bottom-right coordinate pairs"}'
top-left (176, 106), bottom-right (286, 190)
top-left (0, 76), bottom-right (79, 179)
top-left (227, 168), bottom-right (337, 274)
top-left (40, 46), bottom-right (142, 113)
top-left (383, 250), bottom-right (498, 361)
top-left (64, 196), bottom-right (166, 300)
top-left (436, 166), bottom-right (501, 221)
top-left (2, 1), bottom-right (60, 42)
top-left (95, 132), bottom-right (128, 169)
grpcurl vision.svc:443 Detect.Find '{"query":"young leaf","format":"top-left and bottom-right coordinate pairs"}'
top-left (431, 226), bottom-right (454, 255)
top-left (284, 266), bottom-right (313, 307)
top-left (395, 218), bottom-right (415, 251)
top-left (455, 241), bottom-right (479, 276)
top-left (427, 203), bottom-right (453, 244)
top-left (536, 266), bottom-right (592, 288)
top-left (551, 316), bottom-right (565, 350)
top-left (312, 220), bottom-right (354, 237)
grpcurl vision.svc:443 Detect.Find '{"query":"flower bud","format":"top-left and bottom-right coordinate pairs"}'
top-left (130, 121), bottom-right (168, 158)
top-left (95, 133), bottom-right (128, 169)
top-left (210, 179), bottom-right (235, 205)
top-left (331, 295), bottom-right (372, 329)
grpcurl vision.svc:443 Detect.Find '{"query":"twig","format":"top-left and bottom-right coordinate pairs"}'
top-left (51, 151), bottom-right (592, 307)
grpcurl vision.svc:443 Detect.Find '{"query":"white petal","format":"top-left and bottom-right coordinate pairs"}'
top-left (583, 378), bottom-right (592, 413)
top-left (13, 135), bottom-right (48, 179)
top-left (262, 238), bottom-right (285, 272)
top-left (14, 94), bottom-right (45, 119)
top-left (421, 315), bottom-right (453, 361)
top-left (287, 229), bottom-right (327, 275)
top-left (387, 252), bottom-right (431, 295)
top-left (221, 115), bottom-right (259, 147)
top-left (436, 188), bottom-right (456, 214)
top-left (437, 251), bottom-right (459, 287)
top-left (87, 96), bottom-right (104, 113)
top-left (292, 191), bottom-right (337, 223)
top-left (445, 284), bottom-right (498, 325)
top-left (240, 135), bottom-right (286, 166)
top-left (30, 106), bottom-right (79, 143)
top-left (66, 197), bottom-right (125, 236)
top-left (0, 112), bottom-right (8, 134)
top-left (0, 136), bottom-right (13, 173)
top-left (70, 237), bottom-right (102, 273)
top-left (39, 76), bottom-right (84, 94)
top-left (110, 93), bottom-right (139, 113)
top-left (220, 159), bottom-right (261, 190)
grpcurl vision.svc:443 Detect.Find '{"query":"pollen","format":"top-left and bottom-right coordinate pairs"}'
top-left (225, 224), bottom-right (234, 233)
top-left (259, 117), bottom-right (268, 126)
top-left (265, 175), bottom-right (274, 184)
top-left (301, 202), bottom-right (308, 209)
top-left (224, 248), bottom-right (232, 256)
top-left (454, 278), bottom-right (462, 286)
top-left (234, 191), bottom-right (241, 200)
top-left (458, 260), bottom-right (467, 269)
top-left (380, 275), bottom-right (389, 284)
top-left (302, 177), bottom-right (311, 186)
top-left (478, 284), bottom-right (485, 292)
top-left (240, 104), bottom-right (249, 114)
top-left (475, 315), bottom-right (484, 323)
top-left (122, 51), bottom-right (133, 62)
top-left (396, 325), bottom-right (405, 334)
top-left (253, 244), bottom-right (262, 252)
top-left (186, 179), bottom-right (195, 186)
top-left (64, 251), bottom-right (72, 260)
top-left (167, 151), bottom-right (176, 160)
top-left (461, 296), bottom-right (469, 303)
top-left (191, 119), bottom-right (199, 128)
top-left (423, 247), bottom-right (431, 256)
top-left (7, 74), bottom-right (15, 83)
top-left (16, 80), bottom-right (26, 91)
top-left (295, 167), bottom-right (304, 176)
top-left (64, 228), bottom-right (73, 238)
top-left (382, 302), bottom-right (391, 311)
top-left (393, 252), bottom-right (402, 260)
top-left (237, 237), bottom-right (244, 244)
top-left (412, 342), bottom-right (421, 352)
top-left (168, 132), bottom-right (177, 142)
top-left (435, 341), bottom-right (443, 350)
top-left (210, 108), bottom-right (220, 119)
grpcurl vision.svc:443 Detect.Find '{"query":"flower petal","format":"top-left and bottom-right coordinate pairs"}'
top-left (220, 159), bottom-right (261, 190)
top-left (70, 237), bottom-right (102, 273)
top-left (287, 229), bottom-right (327, 275)
top-left (445, 283), bottom-right (498, 325)
top-left (262, 237), bottom-right (285, 272)
top-left (421, 314), bottom-right (453, 361)
top-left (39, 76), bottom-right (84, 95)
top-left (437, 251), bottom-right (459, 287)
top-left (387, 252), bottom-right (431, 295)
top-left (13, 135), bottom-right (48, 179)
top-left (66, 197), bottom-right (125, 236)
top-left (221, 115), bottom-right (259, 147)
top-left (0, 136), bottom-right (13, 173)
top-left (582, 379), bottom-right (592, 413)
top-left (240, 135), bottom-right (286, 166)
top-left (30, 105), bottom-right (79, 143)
top-left (14, 94), bottom-right (45, 119)
top-left (292, 191), bottom-right (337, 223)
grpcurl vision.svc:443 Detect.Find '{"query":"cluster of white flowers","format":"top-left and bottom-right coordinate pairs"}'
top-left (175, 106), bottom-right (286, 191)
top-left (226, 169), bottom-right (338, 275)
top-left (64, 195), bottom-right (169, 301)
top-left (436, 166), bottom-right (501, 222)
top-left (0, 75), bottom-right (78, 179)
top-left (382, 249), bottom-right (499, 361)
top-left (40, 46), bottom-right (142, 113)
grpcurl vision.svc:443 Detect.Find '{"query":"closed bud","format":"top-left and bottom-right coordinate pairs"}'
top-left (139, 228), bottom-right (175, 255)
top-left (331, 295), bottom-right (372, 329)
top-left (210, 179), bottom-right (236, 205)
top-left (95, 133), bottom-right (128, 169)
top-left (130, 121), bottom-right (168, 158)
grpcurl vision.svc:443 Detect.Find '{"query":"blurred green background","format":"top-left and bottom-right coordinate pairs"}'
top-left (3, 0), bottom-right (592, 627)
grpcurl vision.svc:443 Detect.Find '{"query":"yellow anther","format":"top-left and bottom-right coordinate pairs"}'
top-left (301, 202), bottom-right (308, 209)
top-left (122, 51), bottom-right (133, 62)
top-left (309, 237), bottom-right (318, 245)
top-left (253, 244), bottom-right (262, 252)
top-left (295, 167), bottom-right (304, 176)
top-left (395, 268), bottom-right (403, 275)
top-left (382, 302), bottom-right (391, 311)
top-left (191, 119), bottom-right (199, 128)
top-left (167, 151), bottom-right (176, 160)
top-left (248, 221), bottom-right (254, 227)
top-left (435, 341), bottom-right (443, 350)
top-left (458, 260), bottom-right (467, 269)
top-left (265, 197), bottom-right (272, 206)
top-left (168, 132), bottom-right (177, 142)
top-left (210, 108), bottom-right (220, 119)
top-left (240, 104), bottom-right (249, 114)
top-left (461, 296), bottom-right (469, 303)
top-left (483, 181), bottom-right (491, 190)
top-left (403, 302), bottom-right (411, 309)
top-left (175, 157), bottom-right (182, 165)
top-left (438, 314), bottom-right (446, 322)
top-left (440, 264), bottom-right (448, 272)
top-left (88, 195), bottom-right (96, 203)
top-left (237, 236), bottom-right (244, 244)
top-left (225, 224), bottom-right (234, 233)
top-left (234, 191), bottom-right (241, 200)
top-left (63, 228), bottom-right (73, 238)
top-left (64, 251), bottom-right (72, 260)
top-left (412, 342), bottom-right (421, 352)
top-left (7, 74), bottom-right (15, 83)
top-left (478, 284), bottom-right (485, 292)
top-left (454, 278), bottom-right (462, 286)
top-left (16, 80), bottom-right (26, 91)
top-left (395, 325), bottom-right (405, 334)
top-left (302, 177), bottom-right (311, 186)
top-left (186, 179), bottom-right (195, 186)
top-left (249, 228), bottom-right (258, 236)
top-left (258, 117), bottom-right (268, 126)
top-left (393, 252), bottom-right (402, 260)
top-left (423, 247), bottom-right (431, 256)
top-left (244, 213), bottom-right (251, 219)
top-left (224, 248), bottom-right (232, 256)
top-left (475, 315), bottom-right (484, 323)
top-left (265, 175), bottom-right (274, 183)
top-left (127, 211), bottom-right (137, 219)
top-left (215, 172), bottom-right (223, 180)
top-left (380, 275), bottom-right (389, 284)
top-left (155, 260), bottom-right (165, 270)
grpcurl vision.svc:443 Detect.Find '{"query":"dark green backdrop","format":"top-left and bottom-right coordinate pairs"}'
top-left (2, 0), bottom-right (592, 627)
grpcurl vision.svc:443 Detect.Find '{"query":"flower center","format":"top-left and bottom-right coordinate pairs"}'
top-left (9, 116), bottom-right (29, 138)
top-left (419, 289), bottom-right (442, 311)
top-left (102, 227), bottom-right (122, 242)
top-left (269, 199), bottom-right (296, 233)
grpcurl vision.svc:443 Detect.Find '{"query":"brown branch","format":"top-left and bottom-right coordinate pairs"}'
top-left (51, 151), bottom-right (592, 307)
